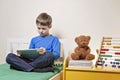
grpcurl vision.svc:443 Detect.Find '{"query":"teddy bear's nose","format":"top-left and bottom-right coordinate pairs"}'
top-left (83, 43), bottom-right (86, 45)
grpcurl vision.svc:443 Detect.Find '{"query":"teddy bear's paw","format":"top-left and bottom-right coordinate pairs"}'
top-left (85, 54), bottom-right (95, 60)
top-left (71, 53), bottom-right (79, 60)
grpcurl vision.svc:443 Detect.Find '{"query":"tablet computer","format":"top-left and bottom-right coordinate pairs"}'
top-left (17, 49), bottom-right (40, 59)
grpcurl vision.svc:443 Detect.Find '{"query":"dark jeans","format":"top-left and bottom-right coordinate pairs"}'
top-left (6, 52), bottom-right (54, 72)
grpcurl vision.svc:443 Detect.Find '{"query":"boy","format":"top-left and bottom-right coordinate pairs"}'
top-left (6, 13), bottom-right (60, 72)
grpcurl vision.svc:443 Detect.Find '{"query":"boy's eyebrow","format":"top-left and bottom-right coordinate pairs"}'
top-left (37, 27), bottom-right (46, 29)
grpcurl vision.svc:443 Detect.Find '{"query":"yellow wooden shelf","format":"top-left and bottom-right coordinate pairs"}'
top-left (65, 67), bottom-right (120, 73)
top-left (63, 56), bottom-right (120, 80)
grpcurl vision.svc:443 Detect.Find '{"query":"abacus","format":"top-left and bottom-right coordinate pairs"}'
top-left (97, 37), bottom-right (120, 70)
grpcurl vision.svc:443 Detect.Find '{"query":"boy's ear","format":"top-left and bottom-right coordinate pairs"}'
top-left (49, 24), bottom-right (52, 28)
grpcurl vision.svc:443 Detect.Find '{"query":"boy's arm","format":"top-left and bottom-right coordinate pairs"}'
top-left (52, 38), bottom-right (60, 60)
top-left (29, 39), bottom-right (35, 49)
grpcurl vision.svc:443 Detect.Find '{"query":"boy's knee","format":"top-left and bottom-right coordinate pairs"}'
top-left (7, 53), bottom-right (15, 58)
top-left (6, 53), bottom-right (15, 62)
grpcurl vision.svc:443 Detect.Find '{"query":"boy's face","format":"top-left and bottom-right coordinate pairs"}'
top-left (37, 24), bottom-right (51, 37)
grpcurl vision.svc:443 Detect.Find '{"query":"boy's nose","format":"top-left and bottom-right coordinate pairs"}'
top-left (39, 29), bottom-right (43, 33)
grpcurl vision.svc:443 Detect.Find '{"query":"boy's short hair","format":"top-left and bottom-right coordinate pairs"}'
top-left (36, 13), bottom-right (52, 27)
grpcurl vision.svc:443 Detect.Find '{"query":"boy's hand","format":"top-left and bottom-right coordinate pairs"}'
top-left (17, 52), bottom-right (21, 56)
top-left (37, 47), bottom-right (46, 54)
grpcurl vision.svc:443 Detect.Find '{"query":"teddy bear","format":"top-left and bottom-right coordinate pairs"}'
top-left (71, 35), bottom-right (95, 60)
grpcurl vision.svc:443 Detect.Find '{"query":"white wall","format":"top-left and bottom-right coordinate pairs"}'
top-left (0, 0), bottom-right (120, 64)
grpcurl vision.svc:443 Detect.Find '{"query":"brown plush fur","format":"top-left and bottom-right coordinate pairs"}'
top-left (71, 35), bottom-right (95, 60)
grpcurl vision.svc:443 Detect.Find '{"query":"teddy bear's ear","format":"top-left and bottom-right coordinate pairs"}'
top-left (87, 36), bottom-right (91, 41)
top-left (75, 37), bottom-right (78, 43)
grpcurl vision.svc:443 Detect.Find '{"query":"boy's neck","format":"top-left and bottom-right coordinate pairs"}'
top-left (46, 34), bottom-right (51, 37)
top-left (41, 34), bottom-right (51, 37)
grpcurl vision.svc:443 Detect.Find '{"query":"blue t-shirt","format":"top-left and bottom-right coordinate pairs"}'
top-left (29, 35), bottom-right (60, 60)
